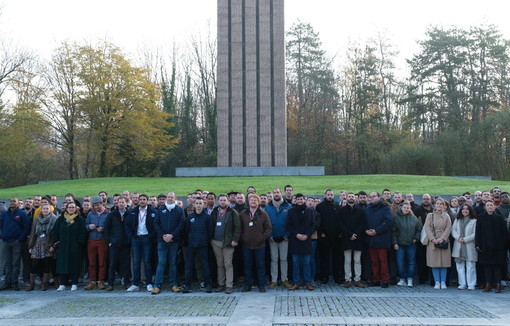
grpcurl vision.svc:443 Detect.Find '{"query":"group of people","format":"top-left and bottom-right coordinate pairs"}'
top-left (0, 186), bottom-right (508, 295)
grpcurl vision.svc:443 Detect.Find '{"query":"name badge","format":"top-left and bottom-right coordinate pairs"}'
top-left (216, 222), bottom-right (222, 226)
top-left (249, 222), bottom-right (254, 227)
top-left (190, 218), bottom-right (195, 223)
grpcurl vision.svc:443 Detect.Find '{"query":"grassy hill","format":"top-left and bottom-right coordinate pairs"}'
top-left (0, 175), bottom-right (508, 198)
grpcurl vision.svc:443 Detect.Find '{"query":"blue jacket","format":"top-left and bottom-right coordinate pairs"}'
top-left (265, 201), bottom-right (292, 238)
top-left (365, 201), bottom-right (393, 249)
top-left (153, 205), bottom-right (184, 242)
top-left (0, 208), bottom-right (30, 243)
top-left (104, 209), bottom-right (131, 247)
top-left (86, 208), bottom-right (110, 240)
top-left (125, 205), bottom-right (157, 241)
top-left (184, 211), bottom-right (212, 248)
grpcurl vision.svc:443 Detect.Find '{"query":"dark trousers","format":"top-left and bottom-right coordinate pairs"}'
top-left (318, 237), bottom-right (342, 281)
top-left (483, 264), bottom-right (502, 284)
top-left (1, 240), bottom-right (22, 285)
top-left (184, 246), bottom-right (211, 288)
top-left (416, 243), bottom-right (428, 283)
top-left (108, 245), bottom-right (131, 286)
top-left (243, 247), bottom-right (266, 287)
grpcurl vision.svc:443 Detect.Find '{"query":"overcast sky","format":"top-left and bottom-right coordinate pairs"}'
top-left (1, 0), bottom-right (509, 72)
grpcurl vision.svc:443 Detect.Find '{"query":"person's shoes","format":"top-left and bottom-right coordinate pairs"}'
top-left (200, 281), bottom-right (205, 288)
top-left (368, 281), bottom-right (380, 287)
top-left (97, 281), bottom-right (106, 290)
top-left (281, 280), bottom-right (291, 288)
top-left (146, 284), bottom-right (154, 292)
top-left (458, 284), bottom-right (467, 290)
top-left (241, 286), bottom-right (251, 292)
top-left (288, 284), bottom-right (299, 290)
top-left (57, 285), bottom-right (65, 292)
top-left (151, 287), bottom-right (161, 295)
top-left (381, 282), bottom-right (389, 288)
top-left (334, 278), bottom-right (343, 284)
top-left (343, 281), bottom-right (352, 288)
top-left (440, 282), bottom-right (447, 290)
top-left (355, 281), bottom-right (366, 288)
top-left (407, 279), bottom-right (413, 288)
top-left (181, 286), bottom-right (192, 293)
top-left (106, 285), bottom-right (114, 291)
top-left (225, 287), bottom-right (233, 294)
top-left (397, 279), bottom-right (406, 286)
top-left (268, 282), bottom-right (278, 288)
top-left (320, 278), bottom-right (328, 284)
top-left (204, 287), bottom-right (212, 293)
top-left (258, 286), bottom-right (266, 293)
top-left (126, 285), bottom-right (140, 292)
top-left (171, 285), bottom-right (181, 293)
top-left (214, 286), bottom-right (226, 292)
top-left (71, 285), bottom-right (78, 291)
top-left (84, 282), bottom-right (96, 290)
top-left (495, 283), bottom-right (502, 293)
top-left (434, 282), bottom-right (440, 289)
top-left (305, 284), bottom-right (314, 291)
top-left (0, 283), bottom-right (12, 291)
top-left (390, 278), bottom-right (398, 285)
top-left (12, 284), bottom-right (19, 291)
top-left (467, 285), bottom-right (475, 291)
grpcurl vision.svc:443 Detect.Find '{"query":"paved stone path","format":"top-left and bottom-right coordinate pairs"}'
top-left (0, 283), bottom-right (508, 326)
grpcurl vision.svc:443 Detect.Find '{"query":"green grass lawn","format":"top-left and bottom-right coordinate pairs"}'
top-left (0, 174), bottom-right (508, 198)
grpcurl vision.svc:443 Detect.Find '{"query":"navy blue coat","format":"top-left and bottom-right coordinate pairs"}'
top-left (0, 208), bottom-right (30, 243)
top-left (184, 211), bottom-right (212, 248)
top-left (365, 201), bottom-right (393, 249)
top-left (104, 209), bottom-right (131, 247)
top-left (153, 205), bottom-right (184, 242)
top-left (125, 205), bottom-right (157, 241)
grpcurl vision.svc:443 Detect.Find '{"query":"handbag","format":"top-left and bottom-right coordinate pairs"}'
top-left (434, 240), bottom-right (449, 250)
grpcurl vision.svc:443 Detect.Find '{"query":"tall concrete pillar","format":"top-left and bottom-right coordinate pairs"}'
top-left (217, 0), bottom-right (287, 167)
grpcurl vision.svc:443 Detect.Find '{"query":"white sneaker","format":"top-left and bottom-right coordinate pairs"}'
top-left (467, 286), bottom-right (475, 291)
top-left (440, 282), bottom-right (447, 289)
top-left (147, 284), bottom-right (154, 292)
top-left (71, 285), bottom-right (78, 291)
top-left (126, 285), bottom-right (140, 292)
top-left (57, 285), bottom-right (66, 292)
top-left (397, 279), bottom-right (406, 286)
top-left (501, 280), bottom-right (507, 287)
top-left (407, 279), bottom-right (413, 287)
top-left (434, 282), bottom-right (440, 289)
top-left (458, 284), bottom-right (467, 290)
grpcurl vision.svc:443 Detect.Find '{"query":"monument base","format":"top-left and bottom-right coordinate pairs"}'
top-left (176, 166), bottom-right (325, 177)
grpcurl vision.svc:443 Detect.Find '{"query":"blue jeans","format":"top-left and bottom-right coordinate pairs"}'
top-left (184, 246), bottom-right (211, 288)
top-left (292, 254), bottom-right (312, 284)
top-left (132, 236), bottom-right (153, 286)
top-left (155, 241), bottom-right (179, 287)
top-left (432, 267), bottom-right (447, 283)
top-left (396, 243), bottom-right (416, 280)
top-left (243, 247), bottom-right (266, 287)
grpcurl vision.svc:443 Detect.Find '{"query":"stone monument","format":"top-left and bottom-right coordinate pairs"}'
top-left (217, 0), bottom-right (286, 167)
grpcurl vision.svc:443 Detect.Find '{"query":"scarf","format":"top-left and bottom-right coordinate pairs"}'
top-left (35, 213), bottom-right (57, 236)
top-left (64, 212), bottom-right (79, 225)
top-left (165, 202), bottom-right (176, 211)
top-left (456, 217), bottom-right (469, 262)
top-left (272, 197), bottom-right (284, 208)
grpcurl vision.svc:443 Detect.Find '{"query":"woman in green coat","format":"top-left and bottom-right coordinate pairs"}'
top-left (52, 202), bottom-right (87, 291)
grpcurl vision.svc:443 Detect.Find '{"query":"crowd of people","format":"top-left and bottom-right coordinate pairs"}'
top-left (0, 186), bottom-right (508, 295)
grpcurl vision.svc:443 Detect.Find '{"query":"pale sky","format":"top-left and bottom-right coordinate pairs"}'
top-left (1, 0), bottom-right (509, 72)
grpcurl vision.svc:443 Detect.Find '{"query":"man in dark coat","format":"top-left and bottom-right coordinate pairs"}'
top-left (413, 193), bottom-right (433, 284)
top-left (287, 194), bottom-right (315, 291)
top-left (104, 196), bottom-right (131, 291)
top-left (365, 192), bottom-right (393, 288)
top-left (316, 189), bottom-right (342, 284)
top-left (339, 193), bottom-right (367, 288)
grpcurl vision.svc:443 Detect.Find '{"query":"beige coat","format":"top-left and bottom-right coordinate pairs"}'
top-left (424, 212), bottom-right (452, 267)
top-left (451, 218), bottom-right (477, 262)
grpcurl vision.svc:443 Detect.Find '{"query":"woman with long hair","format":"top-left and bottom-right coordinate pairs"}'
top-left (451, 204), bottom-right (477, 290)
top-left (424, 198), bottom-right (452, 289)
top-left (26, 203), bottom-right (58, 291)
top-left (52, 202), bottom-right (87, 291)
